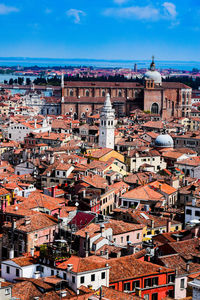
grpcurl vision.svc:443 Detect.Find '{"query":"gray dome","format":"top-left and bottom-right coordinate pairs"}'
top-left (144, 70), bottom-right (162, 85)
top-left (155, 134), bottom-right (174, 148)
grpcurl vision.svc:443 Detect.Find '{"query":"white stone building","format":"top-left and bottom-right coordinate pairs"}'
top-left (7, 118), bottom-right (51, 142)
top-left (99, 93), bottom-right (115, 149)
top-left (185, 197), bottom-right (200, 224)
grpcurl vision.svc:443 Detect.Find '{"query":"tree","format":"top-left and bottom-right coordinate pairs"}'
top-left (18, 77), bottom-right (24, 85)
top-left (26, 78), bottom-right (31, 85)
top-left (9, 78), bottom-right (14, 85)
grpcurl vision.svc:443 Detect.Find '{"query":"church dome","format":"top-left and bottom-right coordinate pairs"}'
top-left (144, 56), bottom-right (162, 85)
top-left (144, 70), bottom-right (162, 85)
top-left (155, 134), bottom-right (174, 148)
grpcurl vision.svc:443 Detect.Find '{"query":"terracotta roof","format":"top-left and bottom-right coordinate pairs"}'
top-left (57, 255), bottom-right (108, 273)
top-left (175, 156), bottom-right (200, 167)
top-left (108, 254), bottom-right (173, 282)
top-left (149, 181), bottom-right (177, 195)
top-left (158, 254), bottom-right (200, 275)
top-left (100, 286), bottom-right (143, 300)
top-left (81, 174), bottom-right (108, 189)
top-left (4, 213), bottom-right (58, 233)
top-left (108, 219), bottom-right (144, 235)
top-left (122, 184), bottom-right (164, 201)
top-left (86, 148), bottom-right (113, 158)
top-left (12, 281), bottom-right (42, 300)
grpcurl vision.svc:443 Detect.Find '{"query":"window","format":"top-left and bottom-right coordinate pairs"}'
top-left (110, 285), bottom-right (115, 289)
top-left (72, 276), bottom-right (75, 283)
top-left (5, 288), bottom-right (10, 295)
top-left (57, 171), bottom-right (60, 175)
top-left (152, 277), bottom-right (158, 286)
top-left (151, 103), bottom-right (159, 114)
top-left (180, 278), bottom-right (185, 289)
top-left (16, 269), bottom-right (19, 277)
top-left (6, 266), bottom-right (10, 274)
top-left (124, 282), bottom-right (130, 291)
top-left (91, 274), bottom-right (95, 281)
top-left (121, 237), bottom-right (123, 243)
top-left (126, 235), bottom-right (129, 242)
top-left (86, 90), bottom-right (89, 97)
top-left (80, 276), bottom-right (85, 284)
top-left (132, 280), bottom-right (140, 291)
top-left (144, 295), bottom-right (149, 300)
top-left (63, 273), bottom-right (67, 280)
top-left (195, 210), bottom-right (200, 217)
top-left (101, 272), bottom-right (105, 279)
top-left (152, 293), bottom-right (158, 300)
top-left (168, 274), bottom-right (175, 283)
top-left (137, 233), bottom-right (140, 239)
top-left (186, 209), bottom-right (192, 215)
top-left (51, 269), bottom-right (54, 276)
top-left (144, 277), bottom-right (158, 288)
top-left (63, 171), bottom-right (66, 177)
top-left (144, 278), bottom-right (151, 288)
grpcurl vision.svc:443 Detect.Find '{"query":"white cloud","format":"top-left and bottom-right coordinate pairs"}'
top-left (104, 2), bottom-right (178, 24)
top-left (66, 9), bottom-right (86, 24)
top-left (0, 3), bottom-right (19, 14)
top-left (45, 8), bottom-right (52, 14)
top-left (114, 0), bottom-right (129, 4)
top-left (104, 5), bottom-right (159, 21)
top-left (162, 2), bottom-right (177, 18)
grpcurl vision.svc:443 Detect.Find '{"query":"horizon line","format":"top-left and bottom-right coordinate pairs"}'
top-left (0, 57), bottom-right (199, 64)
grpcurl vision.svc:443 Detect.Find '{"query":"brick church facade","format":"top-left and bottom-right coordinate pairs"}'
top-left (61, 60), bottom-right (192, 120)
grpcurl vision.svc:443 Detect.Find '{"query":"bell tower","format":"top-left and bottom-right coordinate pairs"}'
top-left (99, 93), bottom-right (115, 149)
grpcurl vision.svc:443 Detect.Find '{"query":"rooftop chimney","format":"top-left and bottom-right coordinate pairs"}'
top-left (192, 197), bottom-right (196, 207)
top-left (12, 219), bottom-right (17, 229)
top-left (167, 219), bottom-right (171, 233)
top-left (34, 271), bottom-right (40, 279)
top-left (25, 217), bottom-right (31, 225)
top-left (151, 220), bottom-right (155, 229)
top-left (30, 247), bottom-right (34, 257)
top-left (67, 264), bottom-right (73, 271)
top-left (100, 224), bottom-right (105, 235)
top-left (186, 263), bottom-right (190, 273)
top-left (9, 249), bottom-right (14, 259)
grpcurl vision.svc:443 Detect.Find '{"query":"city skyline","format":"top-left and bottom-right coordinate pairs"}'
top-left (1, 0), bottom-right (200, 61)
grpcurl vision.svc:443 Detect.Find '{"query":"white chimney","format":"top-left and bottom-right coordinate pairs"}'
top-left (30, 247), bottom-right (34, 257)
top-left (34, 271), bottom-right (40, 279)
top-left (192, 197), bottom-right (196, 207)
top-left (9, 249), bottom-right (14, 259)
top-left (67, 264), bottom-right (73, 271)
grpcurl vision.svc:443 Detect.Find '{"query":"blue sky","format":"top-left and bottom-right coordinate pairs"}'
top-left (0, 0), bottom-right (200, 60)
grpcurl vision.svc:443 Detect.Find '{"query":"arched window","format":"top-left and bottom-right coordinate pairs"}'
top-left (108, 121), bottom-right (110, 126)
top-left (102, 90), bottom-right (105, 97)
top-left (70, 89), bottom-right (74, 97)
top-left (118, 90), bottom-right (122, 97)
top-left (86, 90), bottom-right (89, 97)
top-left (151, 103), bottom-right (159, 114)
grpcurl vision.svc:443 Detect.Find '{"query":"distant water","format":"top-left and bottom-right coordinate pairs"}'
top-left (0, 57), bottom-right (200, 71)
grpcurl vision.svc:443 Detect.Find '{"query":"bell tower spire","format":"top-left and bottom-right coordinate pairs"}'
top-left (150, 55), bottom-right (156, 71)
top-left (61, 73), bottom-right (64, 103)
top-left (99, 93), bottom-right (115, 149)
